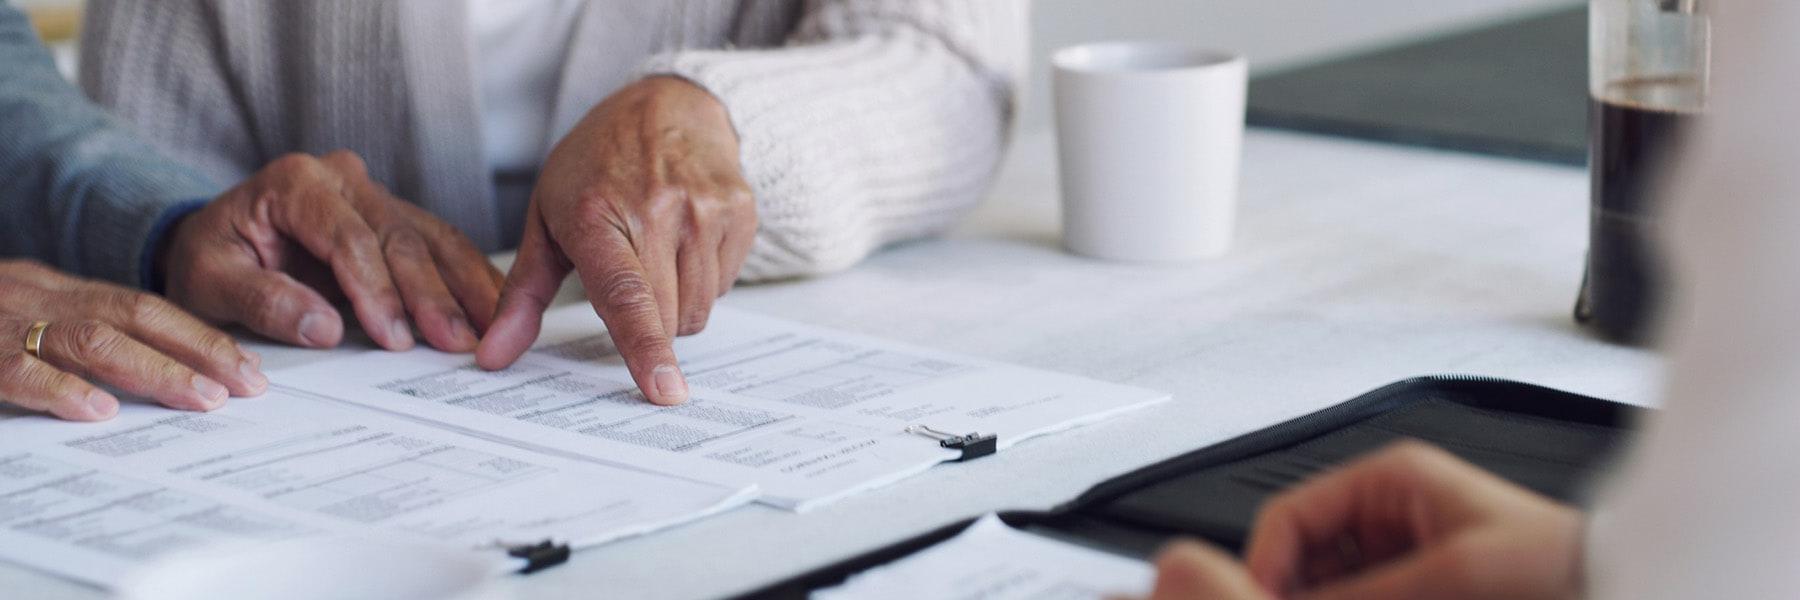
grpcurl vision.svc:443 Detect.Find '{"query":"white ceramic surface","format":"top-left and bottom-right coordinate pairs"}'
top-left (1053, 41), bottom-right (1247, 261)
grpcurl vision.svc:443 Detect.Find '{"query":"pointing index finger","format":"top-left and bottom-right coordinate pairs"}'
top-left (566, 227), bottom-right (688, 406)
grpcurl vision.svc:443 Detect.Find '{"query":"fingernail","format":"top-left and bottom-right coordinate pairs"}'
top-left (239, 359), bottom-right (269, 393)
top-left (652, 365), bottom-right (688, 404)
top-left (84, 391), bottom-right (118, 419)
top-left (389, 318), bottom-right (415, 349)
top-left (191, 374), bottom-right (228, 408)
top-left (298, 312), bottom-right (333, 346)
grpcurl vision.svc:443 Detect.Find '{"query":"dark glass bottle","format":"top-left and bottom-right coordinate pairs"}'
top-left (1577, 0), bottom-right (1709, 345)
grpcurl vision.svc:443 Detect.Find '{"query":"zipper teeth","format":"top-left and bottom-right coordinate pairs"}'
top-left (1226, 373), bottom-right (1509, 435)
top-left (1061, 374), bottom-right (1515, 509)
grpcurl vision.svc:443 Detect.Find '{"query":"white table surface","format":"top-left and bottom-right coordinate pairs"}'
top-left (2, 128), bottom-right (1661, 599)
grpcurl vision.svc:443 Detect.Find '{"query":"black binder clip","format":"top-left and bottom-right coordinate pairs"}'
top-left (506, 540), bottom-right (572, 574)
top-left (906, 424), bottom-right (998, 462)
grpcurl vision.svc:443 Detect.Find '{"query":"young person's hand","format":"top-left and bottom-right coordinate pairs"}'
top-left (159, 151), bottom-right (503, 353)
top-left (1147, 441), bottom-right (1584, 600)
top-left (0, 260), bottom-right (266, 421)
top-left (478, 76), bottom-right (756, 405)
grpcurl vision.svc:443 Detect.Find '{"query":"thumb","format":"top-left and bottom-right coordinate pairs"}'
top-left (477, 202), bottom-right (570, 370)
top-left (1148, 541), bottom-right (1272, 600)
top-left (196, 257), bottom-right (344, 349)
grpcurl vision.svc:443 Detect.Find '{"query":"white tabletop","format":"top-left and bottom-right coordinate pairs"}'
top-left (1, 128), bottom-right (1661, 599)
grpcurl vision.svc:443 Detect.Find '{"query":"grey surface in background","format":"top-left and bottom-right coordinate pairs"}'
top-left (1022, 0), bottom-right (1582, 133)
top-left (1247, 6), bottom-right (1589, 165)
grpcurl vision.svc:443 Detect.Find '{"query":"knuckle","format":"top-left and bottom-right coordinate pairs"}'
top-left (642, 186), bottom-right (688, 225)
top-left (573, 196), bottom-right (627, 235)
top-left (49, 375), bottom-right (86, 400)
top-left (421, 215), bottom-right (471, 244)
top-left (26, 376), bottom-right (72, 406)
top-left (622, 328), bottom-right (669, 355)
top-left (0, 351), bottom-right (32, 375)
top-left (335, 223), bottom-right (383, 256)
top-left (116, 291), bottom-right (172, 325)
top-left (382, 227), bottom-right (432, 262)
top-left (645, 185), bottom-right (684, 208)
top-left (322, 149), bottom-right (369, 175)
top-left (268, 153), bottom-right (319, 177)
top-left (66, 320), bottom-right (122, 361)
top-left (193, 327), bottom-right (240, 362)
top-left (724, 183), bottom-right (754, 208)
top-left (598, 271), bottom-right (657, 314)
top-left (247, 286), bottom-right (292, 328)
top-left (690, 194), bottom-right (730, 224)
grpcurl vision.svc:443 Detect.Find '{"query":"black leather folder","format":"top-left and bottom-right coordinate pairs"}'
top-left (734, 376), bottom-right (1642, 599)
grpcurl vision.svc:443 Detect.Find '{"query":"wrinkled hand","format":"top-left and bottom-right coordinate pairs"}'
top-left (0, 260), bottom-right (266, 421)
top-left (1147, 441), bottom-right (1583, 600)
top-left (160, 151), bottom-right (503, 352)
top-left (478, 76), bottom-right (756, 405)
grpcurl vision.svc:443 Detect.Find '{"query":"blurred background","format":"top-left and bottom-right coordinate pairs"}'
top-left (1025, 0), bottom-right (1579, 132)
top-left (22, 0), bottom-right (1580, 134)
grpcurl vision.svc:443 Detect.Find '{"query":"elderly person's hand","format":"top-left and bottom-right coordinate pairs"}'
top-left (0, 260), bottom-right (266, 421)
top-left (1146, 441), bottom-right (1583, 600)
top-left (477, 76), bottom-right (756, 405)
top-left (159, 151), bottom-right (504, 353)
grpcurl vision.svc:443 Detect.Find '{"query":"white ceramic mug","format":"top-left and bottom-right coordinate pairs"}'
top-left (1053, 42), bottom-right (1247, 261)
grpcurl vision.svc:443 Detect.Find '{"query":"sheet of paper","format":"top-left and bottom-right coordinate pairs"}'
top-left (277, 306), bottom-right (1168, 510)
top-left (0, 391), bottom-right (754, 588)
top-left (812, 514), bottom-right (1154, 600)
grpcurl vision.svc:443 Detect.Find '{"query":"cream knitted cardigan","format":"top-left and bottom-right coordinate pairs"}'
top-left (79, 0), bottom-right (1028, 281)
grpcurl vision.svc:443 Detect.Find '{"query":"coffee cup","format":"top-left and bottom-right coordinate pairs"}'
top-left (1053, 41), bottom-right (1247, 261)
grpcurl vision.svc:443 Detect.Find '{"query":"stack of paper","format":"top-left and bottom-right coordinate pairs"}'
top-left (0, 306), bottom-right (1166, 588)
top-left (279, 306), bottom-right (1169, 510)
top-left (0, 392), bottom-right (753, 587)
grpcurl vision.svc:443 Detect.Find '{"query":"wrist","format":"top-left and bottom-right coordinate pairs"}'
top-left (141, 199), bottom-right (208, 294)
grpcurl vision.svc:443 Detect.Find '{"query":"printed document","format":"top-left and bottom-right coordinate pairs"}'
top-left (0, 392), bottom-right (753, 587)
top-left (0, 305), bottom-right (1163, 587)
top-left (812, 514), bottom-right (1154, 600)
top-left (277, 306), bottom-right (1169, 510)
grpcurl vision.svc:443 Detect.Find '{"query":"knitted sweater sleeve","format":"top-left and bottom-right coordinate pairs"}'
top-left (0, 2), bottom-right (215, 287)
top-left (78, 0), bottom-right (259, 189)
top-left (640, 0), bottom-right (1029, 281)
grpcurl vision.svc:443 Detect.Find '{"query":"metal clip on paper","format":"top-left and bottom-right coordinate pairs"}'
top-left (906, 425), bottom-right (998, 462)
top-left (507, 540), bottom-right (572, 574)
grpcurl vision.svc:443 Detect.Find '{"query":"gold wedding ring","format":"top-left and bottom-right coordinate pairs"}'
top-left (24, 321), bottom-right (49, 359)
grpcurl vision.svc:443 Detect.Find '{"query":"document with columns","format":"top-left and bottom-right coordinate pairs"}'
top-left (0, 391), bottom-right (755, 588)
top-left (277, 306), bottom-right (1170, 511)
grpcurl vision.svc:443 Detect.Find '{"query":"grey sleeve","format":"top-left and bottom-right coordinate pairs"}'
top-left (0, 2), bottom-right (217, 287)
top-left (79, 0), bottom-right (263, 189)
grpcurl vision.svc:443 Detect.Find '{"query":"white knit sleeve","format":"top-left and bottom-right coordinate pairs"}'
top-left (640, 0), bottom-right (1029, 281)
